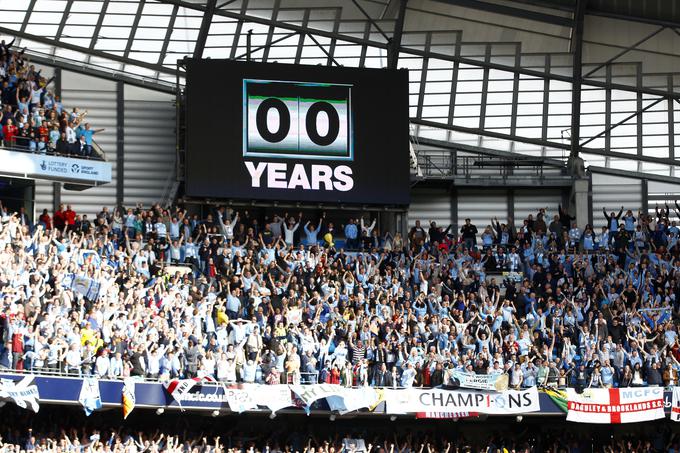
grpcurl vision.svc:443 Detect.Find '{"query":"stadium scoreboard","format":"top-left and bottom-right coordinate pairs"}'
top-left (185, 59), bottom-right (409, 205)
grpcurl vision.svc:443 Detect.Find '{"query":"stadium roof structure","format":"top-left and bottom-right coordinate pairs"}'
top-left (1, 0), bottom-right (678, 181)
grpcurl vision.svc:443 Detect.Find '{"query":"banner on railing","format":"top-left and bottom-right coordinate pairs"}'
top-left (289, 384), bottom-right (345, 407)
top-left (79, 377), bottom-right (102, 416)
top-left (252, 385), bottom-right (294, 414)
top-left (415, 411), bottom-right (476, 420)
top-left (671, 388), bottom-right (680, 422)
top-left (325, 387), bottom-right (382, 414)
top-left (0, 375), bottom-right (40, 412)
top-left (163, 376), bottom-right (215, 408)
top-left (122, 378), bottom-right (135, 420)
top-left (223, 386), bottom-right (257, 413)
top-left (384, 387), bottom-right (540, 415)
top-left (566, 387), bottom-right (665, 424)
top-left (0, 372), bottom-right (634, 418)
top-left (163, 382), bottom-right (293, 413)
top-left (447, 370), bottom-right (509, 392)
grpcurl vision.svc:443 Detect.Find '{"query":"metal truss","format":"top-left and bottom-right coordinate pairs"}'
top-left (2, 0), bottom-right (678, 177)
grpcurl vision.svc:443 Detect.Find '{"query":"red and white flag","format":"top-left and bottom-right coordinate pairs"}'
top-left (163, 376), bottom-right (215, 407)
top-left (566, 387), bottom-right (664, 424)
top-left (671, 387), bottom-right (680, 422)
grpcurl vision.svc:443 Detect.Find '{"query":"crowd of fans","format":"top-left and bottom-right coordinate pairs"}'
top-left (0, 405), bottom-right (676, 452)
top-left (0, 39), bottom-right (104, 157)
top-left (1, 199), bottom-right (680, 392)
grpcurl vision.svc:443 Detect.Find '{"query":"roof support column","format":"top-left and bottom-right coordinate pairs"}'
top-left (570, 0), bottom-right (587, 159)
top-left (387, 0), bottom-right (408, 69)
top-left (194, 0), bottom-right (217, 59)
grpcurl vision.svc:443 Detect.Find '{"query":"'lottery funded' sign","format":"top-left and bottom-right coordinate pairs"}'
top-left (384, 387), bottom-right (540, 415)
top-left (0, 149), bottom-right (112, 184)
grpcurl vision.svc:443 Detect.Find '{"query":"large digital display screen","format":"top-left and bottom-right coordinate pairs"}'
top-left (185, 60), bottom-right (410, 205)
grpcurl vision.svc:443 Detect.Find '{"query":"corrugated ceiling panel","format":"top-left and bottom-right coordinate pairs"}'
top-left (408, 188), bottom-right (452, 229)
top-left (457, 190), bottom-right (508, 236)
top-left (123, 85), bottom-right (175, 207)
top-left (60, 71), bottom-right (117, 217)
top-left (514, 189), bottom-right (563, 227)
top-left (591, 172), bottom-right (642, 229)
top-left (31, 64), bottom-right (56, 218)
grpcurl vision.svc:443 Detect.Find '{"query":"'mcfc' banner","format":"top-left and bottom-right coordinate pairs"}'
top-left (566, 387), bottom-right (665, 424)
top-left (185, 59), bottom-right (410, 205)
top-left (384, 387), bottom-right (539, 415)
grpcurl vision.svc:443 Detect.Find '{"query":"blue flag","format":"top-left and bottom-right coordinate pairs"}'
top-left (78, 377), bottom-right (102, 416)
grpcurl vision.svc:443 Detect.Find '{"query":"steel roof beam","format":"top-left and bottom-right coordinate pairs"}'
top-left (588, 166), bottom-right (680, 185)
top-left (194, 0), bottom-right (217, 59)
top-left (583, 26), bottom-right (665, 78)
top-left (435, 0), bottom-right (574, 27)
top-left (157, 4), bottom-right (179, 66)
top-left (351, 0), bottom-right (391, 42)
top-left (89, 0), bottom-right (111, 51)
top-left (0, 25), bottom-right (178, 76)
top-left (153, 0), bottom-right (678, 99)
top-left (413, 136), bottom-right (567, 168)
top-left (411, 118), bottom-right (680, 167)
top-left (570, 0), bottom-right (587, 158)
top-left (20, 0), bottom-right (37, 34)
top-left (580, 96), bottom-right (666, 148)
top-left (124, 0), bottom-right (146, 59)
top-left (24, 51), bottom-right (175, 93)
top-left (387, 0), bottom-right (408, 69)
top-left (55, 0), bottom-right (74, 41)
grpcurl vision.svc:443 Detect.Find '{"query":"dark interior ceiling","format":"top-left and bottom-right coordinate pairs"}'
top-left (509, 0), bottom-right (680, 26)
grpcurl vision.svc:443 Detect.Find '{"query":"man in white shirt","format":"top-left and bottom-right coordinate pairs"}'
top-left (400, 362), bottom-right (417, 387)
top-left (65, 121), bottom-right (77, 144)
top-left (95, 349), bottom-right (111, 378)
top-left (109, 352), bottom-right (124, 378)
top-left (65, 343), bottom-right (82, 376)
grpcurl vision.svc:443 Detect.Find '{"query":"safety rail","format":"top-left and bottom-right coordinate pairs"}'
top-left (416, 151), bottom-right (569, 183)
top-left (0, 143), bottom-right (112, 186)
top-left (0, 141), bottom-right (106, 162)
top-left (0, 368), bottom-right (671, 392)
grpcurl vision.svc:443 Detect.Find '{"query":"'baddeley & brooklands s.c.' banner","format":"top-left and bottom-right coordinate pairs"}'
top-left (184, 59), bottom-right (410, 205)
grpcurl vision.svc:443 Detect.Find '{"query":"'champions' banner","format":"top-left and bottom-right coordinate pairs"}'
top-left (384, 387), bottom-right (540, 415)
top-left (447, 370), bottom-right (509, 392)
top-left (566, 387), bottom-right (665, 424)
